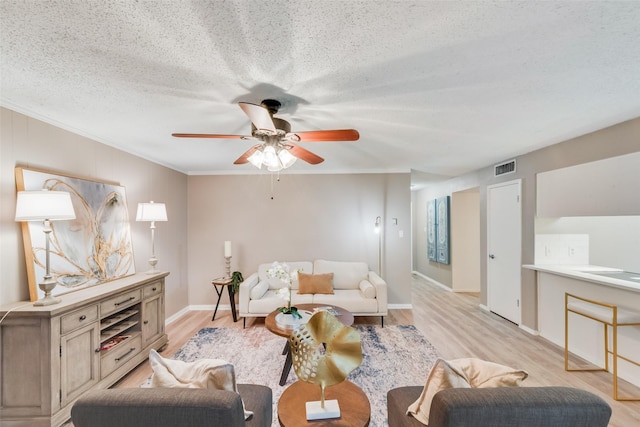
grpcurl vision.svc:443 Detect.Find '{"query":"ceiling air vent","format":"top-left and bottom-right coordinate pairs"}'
top-left (494, 159), bottom-right (516, 176)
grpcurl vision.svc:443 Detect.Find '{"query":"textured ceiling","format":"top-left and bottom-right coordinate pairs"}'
top-left (2, 1), bottom-right (640, 180)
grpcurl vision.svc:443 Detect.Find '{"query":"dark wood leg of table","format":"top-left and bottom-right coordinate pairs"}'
top-left (279, 342), bottom-right (293, 386)
top-left (211, 285), bottom-right (223, 321)
top-left (226, 286), bottom-right (238, 322)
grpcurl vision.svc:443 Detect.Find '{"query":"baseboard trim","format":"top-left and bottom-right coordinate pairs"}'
top-left (166, 306), bottom-right (192, 325)
top-left (412, 271), bottom-right (452, 292)
top-left (477, 304), bottom-right (539, 335)
top-left (519, 324), bottom-right (539, 336)
top-left (388, 303), bottom-right (413, 309)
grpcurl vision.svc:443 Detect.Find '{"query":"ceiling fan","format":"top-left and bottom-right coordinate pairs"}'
top-left (172, 99), bottom-right (359, 171)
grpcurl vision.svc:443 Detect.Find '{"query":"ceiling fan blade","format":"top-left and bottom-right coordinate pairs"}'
top-left (172, 133), bottom-right (245, 139)
top-left (233, 145), bottom-right (261, 164)
top-left (291, 129), bottom-right (360, 142)
top-left (287, 144), bottom-right (325, 165)
top-left (238, 102), bottom-right (277, 133)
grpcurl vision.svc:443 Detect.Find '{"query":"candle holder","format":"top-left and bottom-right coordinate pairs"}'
top-left (225, 256), bottom-right (231, 279)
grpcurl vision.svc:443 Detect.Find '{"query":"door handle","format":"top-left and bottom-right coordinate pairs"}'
top-left (489, 254), bottom-right (495, 259)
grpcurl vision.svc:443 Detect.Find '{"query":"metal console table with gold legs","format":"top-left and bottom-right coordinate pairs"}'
top-left (565, 292), bottom-right (640, 401)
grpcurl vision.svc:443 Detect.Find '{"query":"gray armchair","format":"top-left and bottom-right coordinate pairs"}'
top-left (387, 386), bottom-right (611, 427)
top-left (71, 384), bottom-right (272, 427)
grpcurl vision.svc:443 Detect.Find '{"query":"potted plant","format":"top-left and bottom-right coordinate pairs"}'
top-left (230, 271), bottom-right (244, 293)
top-left (267, 262), bottom-right (302, 319)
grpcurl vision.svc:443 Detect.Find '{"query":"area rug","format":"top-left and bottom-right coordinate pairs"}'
top-left (143, 325), bottom-right (439, 426)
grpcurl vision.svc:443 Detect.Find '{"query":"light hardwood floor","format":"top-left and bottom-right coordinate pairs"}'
top-left (113, 274), bottom-right (640, 426)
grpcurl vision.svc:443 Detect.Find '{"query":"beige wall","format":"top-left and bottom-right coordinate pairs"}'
top-left (0, 107), bottom-right (189, 317)
top-left (5, 102), bottom-right (637, 327)
top-left (412, 116), bottom-right (640, 330)
top-left (1, 107), bottom-right (413, 316)
top-left (187, 173), bottom-right (413, 307)
top-left (451, 188), bottom-right (480, 292)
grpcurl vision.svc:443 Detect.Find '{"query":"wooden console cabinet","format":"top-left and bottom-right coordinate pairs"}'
top-left (0, 272), bottom-right (169, 427)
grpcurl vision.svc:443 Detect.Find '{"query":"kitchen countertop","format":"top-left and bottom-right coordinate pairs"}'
top-left (523, 264), bottom-right (640, 293)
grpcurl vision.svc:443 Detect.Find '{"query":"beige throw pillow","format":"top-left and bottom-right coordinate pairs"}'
top-left (297, 272), bottom-right (334, 294)
top-left (407, 357), bottom-right (528, 425)
top-left (148, 349), bottom-right (253, 419)
top-left (454, 357), bottom-right (529, 388)
top-left (406, 358), bottom-right (470, 424)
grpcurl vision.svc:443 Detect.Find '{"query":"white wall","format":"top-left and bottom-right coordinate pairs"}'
top-left (536, 216), bottom-right (640, 272)
top-left (412, 117), bottom-right (640, 330)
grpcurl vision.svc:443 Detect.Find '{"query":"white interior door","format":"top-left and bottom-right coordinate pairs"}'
top-left (487, 179), bottom-right (522, 324)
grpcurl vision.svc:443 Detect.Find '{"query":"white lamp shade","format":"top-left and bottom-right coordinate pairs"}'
top-left (263, 146), bottom-right (279, 170)
top-left (247, 149), bottom-right (264, 168)
top-left (136, 202), bottom-right (168, 222)
top-left (15, 190), bottom-right (76, 221)
top-left (278, 149), bottom-right (297, 168)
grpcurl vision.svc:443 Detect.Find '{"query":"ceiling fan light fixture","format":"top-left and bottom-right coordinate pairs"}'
top-left (247, 149), bottom-right (264, 168)
top-left (278, 148), bottom-right (297, 169)
top-left (263, 145), bottom-right (279, 169)
top-left (263, 145), bottom-right (278, 166)
top-left (174, 99), bottom-right (358, 169)
top-left (267, 163), bottom-right (283, 172)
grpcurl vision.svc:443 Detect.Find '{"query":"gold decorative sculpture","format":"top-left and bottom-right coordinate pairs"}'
top-left (289, 310), bottom-right (363, 420)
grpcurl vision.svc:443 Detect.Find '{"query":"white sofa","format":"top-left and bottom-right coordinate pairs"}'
top-left (239, 260), bottom-right (387, 327)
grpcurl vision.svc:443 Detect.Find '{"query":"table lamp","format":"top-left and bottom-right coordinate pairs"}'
top-left (136, 201), bottom-right (168, 274)
top-left (15, 190), bottom-right (76, 306)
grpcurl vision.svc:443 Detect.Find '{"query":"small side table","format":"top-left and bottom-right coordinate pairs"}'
top-left (278, 380), bottom-right (370, 426)
top-left (211, 277), bottom-right (238, 322)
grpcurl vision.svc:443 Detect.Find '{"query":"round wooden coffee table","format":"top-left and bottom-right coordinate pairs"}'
top-left (266, 304), bottom-right (354, 386)
top-left (278, 380), bottom-right (370, 426)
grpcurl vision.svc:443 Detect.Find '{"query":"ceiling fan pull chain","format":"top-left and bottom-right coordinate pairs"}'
top-left (270, 172), bottom-right (275, 200)
top-left (269, 170), bottom-right (282, 200)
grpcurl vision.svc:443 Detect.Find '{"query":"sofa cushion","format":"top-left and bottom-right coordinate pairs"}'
top-left (359, 280), bottom-right (376, 299)
top-left (407, 358), bottom-right (528, 425)
top-left (298, 272), bottom-right (334, 294)
top-left (249, 290), bottom-right (314, 314)
top-left (71, 388), bottom-right (248, 427)
top-left (250, 280), bottom-right (269, 300)
top-left (428, 387), bottom-right (611, 427)
top-left (313, 260), bottom-right (369, 290)
top-left (258, 261), bottom-right (313, 290)
top-left (313, 290), bottom-right (379, 313)
top-left (388, 386), bottom-right (611, 427)
top-left (149, 349), bottom-right (252, 419)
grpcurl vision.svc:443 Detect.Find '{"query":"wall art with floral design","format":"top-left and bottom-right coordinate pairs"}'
top-left (15, 167), bottom-right (136, 301)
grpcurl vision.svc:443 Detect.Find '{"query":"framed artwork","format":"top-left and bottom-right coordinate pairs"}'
top-left (427, 199), bottom-right (437, 261)
top-left (436, 196), bottom-right (450, 264)
top-left (15, 167), bottom-right (136, 301)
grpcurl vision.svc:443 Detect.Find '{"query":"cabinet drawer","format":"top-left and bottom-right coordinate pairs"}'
top-left (101, 290), bottom-right (141, 317)
top-left (61, 305), bottom-right (98, 334)
top-left (101, 333), bottom-right (142, 378)
top-left (143, 281), bottom-right (163, 299)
